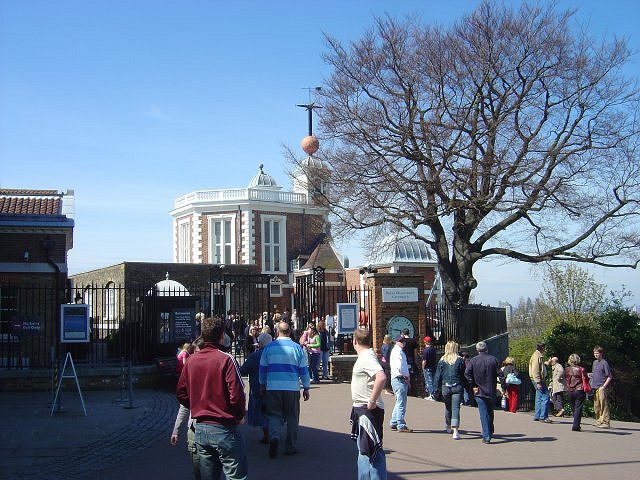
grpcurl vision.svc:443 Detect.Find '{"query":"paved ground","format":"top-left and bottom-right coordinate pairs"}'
top-left (1, 382), bottom-right (639, 480)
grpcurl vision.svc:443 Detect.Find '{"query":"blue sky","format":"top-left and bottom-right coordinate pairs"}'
top-left (1, 0), bottom-right (638, 306)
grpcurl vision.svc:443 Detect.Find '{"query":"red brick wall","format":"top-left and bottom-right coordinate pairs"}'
top-left (251, 210), bottom-right (325, 271)
top-left (366, 273), bottom-right (426, 353)
top-left (0, 232), bottom-right (68, 264)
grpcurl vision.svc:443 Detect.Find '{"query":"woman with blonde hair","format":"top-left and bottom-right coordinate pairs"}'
top-left (433, 341), bottom-right (467, 439)
top-left (564, 353), bottom-right (589, 431)
top-left (498, 356), bottom-right (521, 413)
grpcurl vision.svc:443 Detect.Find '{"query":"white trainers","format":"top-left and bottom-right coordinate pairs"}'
top-left (452, 431), bottom-right (460, 440)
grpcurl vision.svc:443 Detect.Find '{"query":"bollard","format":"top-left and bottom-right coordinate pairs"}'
top-left (115, 356), bottom-right (130, 404)
top-left (123, 358), bottom-right (137, 409)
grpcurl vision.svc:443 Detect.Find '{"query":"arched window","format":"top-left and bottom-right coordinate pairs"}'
top-left (104, 282), bottom-right (118, 321)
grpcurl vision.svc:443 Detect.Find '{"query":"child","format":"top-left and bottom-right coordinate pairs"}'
top-left (176, 342), bottom-right (192, 375)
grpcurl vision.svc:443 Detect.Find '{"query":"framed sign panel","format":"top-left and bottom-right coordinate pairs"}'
top-left (60, 304), bottom-right (90, 343)
top-left (336, 303), bottom-right (358, 334)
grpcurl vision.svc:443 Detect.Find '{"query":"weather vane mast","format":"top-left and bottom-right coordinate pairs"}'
top-left (297, 86), bottom-right (322, 136)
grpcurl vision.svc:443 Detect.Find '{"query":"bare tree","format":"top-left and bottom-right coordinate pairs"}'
top-left (310, 1), bottom-right (640, 305)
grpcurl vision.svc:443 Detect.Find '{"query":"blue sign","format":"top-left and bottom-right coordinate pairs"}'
top-left (336, 303), bottom-right (358, 334)
top-left (60, 304), bottom-right (90, 343)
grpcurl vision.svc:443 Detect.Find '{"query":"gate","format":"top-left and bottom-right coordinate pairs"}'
top-left (294, 266), bottom-right (327, 323)
top-left (209, 268), bottom-right (271, 322)
top-left (294, 269), bottom-right (372, 353)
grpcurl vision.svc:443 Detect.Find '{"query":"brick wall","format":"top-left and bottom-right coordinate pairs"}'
top-left (251, 209), bottom-right (325, 271)
top-left (366, 273), bottom-right (426, 354)
top-left (0, 232), bottom-right (68, 264)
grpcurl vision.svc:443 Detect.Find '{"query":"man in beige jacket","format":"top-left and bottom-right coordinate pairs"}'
top-left (529, 343), bottom-right (551, 423)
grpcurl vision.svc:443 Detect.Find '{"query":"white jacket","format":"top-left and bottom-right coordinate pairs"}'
top-left (390, 344), bottom-right (410, 379)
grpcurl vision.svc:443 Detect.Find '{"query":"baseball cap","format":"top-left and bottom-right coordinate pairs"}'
top-left (424, 336), bottom-right (432, 343)
top-left (395, 335), bottom-right (406, 343)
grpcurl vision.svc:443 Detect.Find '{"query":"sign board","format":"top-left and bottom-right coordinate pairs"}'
top-left (382, 287), bottom-right (419, 303)
top-left (60, 304), bottom-right (90, 343)
top-left (173, 308), bottom-right (195, 341)
top-left (336, 303), bottom-right (358, 334)
top-left (11, 315), bottom-right (42, 336)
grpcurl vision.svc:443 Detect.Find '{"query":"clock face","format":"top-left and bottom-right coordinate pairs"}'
top-left (387, 315), bottom-right (415, 340)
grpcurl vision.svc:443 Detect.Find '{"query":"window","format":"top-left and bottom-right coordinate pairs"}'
top-left (209, 216), bottom-right (235, 264)
top-left (0, 286), bottom-right (18, 336)
top-left (178, 220), bottom-right (191, 263)
top-left (104, 283), bottom-right (118, 321)
top-left (262, 216), bottom-right (286, 273)
top-left (83, 287), bottom-right (94, 318)
top-left (270, 277), bottom-right (283, 297)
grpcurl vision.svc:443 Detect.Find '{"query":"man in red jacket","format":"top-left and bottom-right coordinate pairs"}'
top-left (177, 316), bottom-right (247, 480)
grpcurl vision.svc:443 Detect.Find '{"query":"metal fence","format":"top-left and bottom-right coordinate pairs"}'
top-left (0, 283), bottom-right (267, 369)
top-left (2, 283), bottom-right (507, 370)
top-left (0, 285), bottom-right (60, 369)
top-left (425, 303), bottom-right (508, 347)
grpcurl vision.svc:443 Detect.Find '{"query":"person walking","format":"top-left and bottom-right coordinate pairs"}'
top-left (176, 342), bottom-right (193, 376)
top-left (591, 346), bottom-right (613, 428)
top-left (317, 320), bottom-right (332, 380)
top-left (305, 324), bottom-right (321, 384)
top-left (170, 337), bottom-right (204, 480)
top-left (433, 341), bottom-right (466, 440)
top-left (239, 332), bottom-right (272, 444)
top-left (401, 329), bottom-right (419, 396)
top-left (564, 353), bottom-right (588, 431)
top-left (464, 341), bottom-right (500, 444)
top-left (529, 342), bottom-right (551, 423)
top-left (421, 336), bottom-right (437, 400)
top-left (389, 335), bottom-right (412, 433)
top-left (259, 321), bottom-right (311, 458)
top-left (176, 316), bottom-right (248, 480)
top-left (549, 356), bottom-right (566, 417)
top-left (498, 357), bottom-right (520, 413)
top-left (380, 335), bottom-right (393, 395)
top-left (350, 328), bottom-right (387, 480)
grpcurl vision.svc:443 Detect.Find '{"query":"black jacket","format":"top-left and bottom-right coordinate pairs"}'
top-left (464, 352), bottom-right (500, 399)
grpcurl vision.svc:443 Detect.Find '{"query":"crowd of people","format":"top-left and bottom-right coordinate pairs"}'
top-left (172, 315), bottom-right (613, 480)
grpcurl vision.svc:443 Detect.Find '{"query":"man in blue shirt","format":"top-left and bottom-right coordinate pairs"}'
top-left (259, 321), bottom-right (311, 458)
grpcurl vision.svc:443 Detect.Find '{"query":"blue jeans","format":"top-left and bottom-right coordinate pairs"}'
top-left (532, 381), bottom-right (550, 420)
top-left (475, 396), bottom-right (494, 441)
top-left (194, 422), bottom-right (247, 480)
top-left (187, 428), bottom-right (201, 480)
top-left (309, 352), bottom-right (320, 381)
top-left (442, 384), bottom-right (463, 428)
top-left (357, 450), bottom-right (387, 480)
top-left (423, 369), bottom-right (434, 396)
top-left (390, 377), bottom-right (409, 429)
top-left (321, 350), bottom-right (330, 377)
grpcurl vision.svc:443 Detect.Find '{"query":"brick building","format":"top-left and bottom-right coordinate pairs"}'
top-left (0, 189), bottom-right (75, 367)
top-left (0, 189), bottom-right (75, 285)
top-left (170, 161), bottom-right (346, 313)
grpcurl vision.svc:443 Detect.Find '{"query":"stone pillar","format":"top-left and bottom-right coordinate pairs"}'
top-left (365, 273), bottom-right (427, 396)
top-left (365, 273), bottom-right (426, 352)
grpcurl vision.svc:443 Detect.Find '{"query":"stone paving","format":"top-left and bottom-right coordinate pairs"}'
top-left (1, 382), bottom-right (639, 480)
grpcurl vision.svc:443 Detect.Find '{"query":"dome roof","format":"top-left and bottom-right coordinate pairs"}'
top-left (248, 164), bottom-right (281, 189)
top-left (148, 273), bottom-right (190, 296)
top-left (299, 155), bottom-right (327, 170)
top-left (368, 234), bottom-right (435, 265)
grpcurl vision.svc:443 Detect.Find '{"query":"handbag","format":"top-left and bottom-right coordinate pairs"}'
top-left (506, 372), bottom-right (521, 385)
top-left (580, 367), bottom-right (592, 393)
